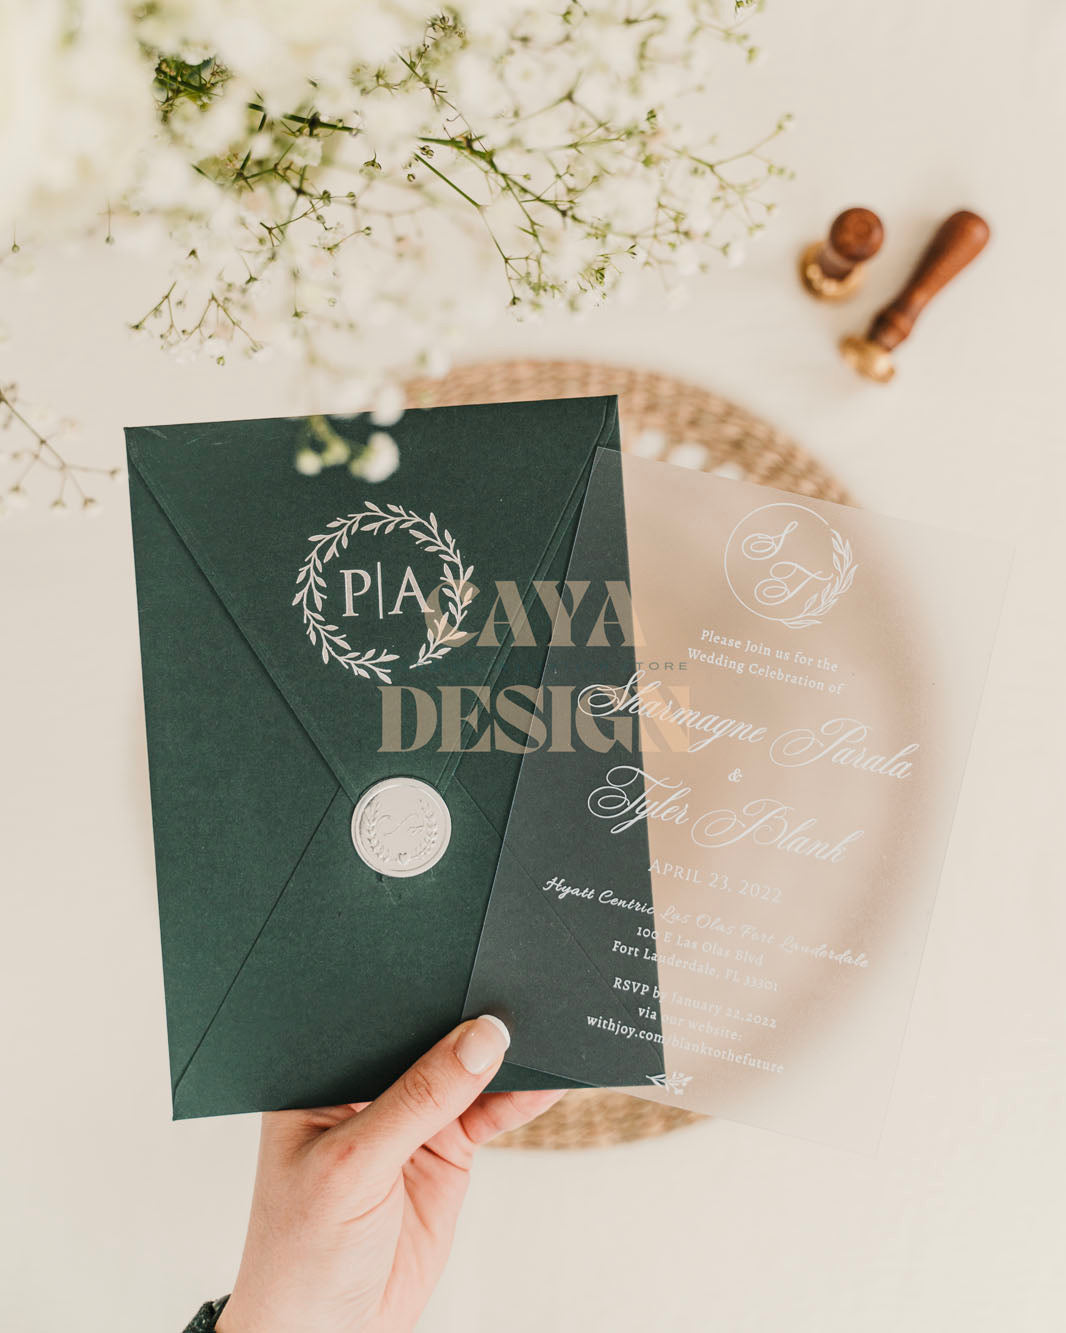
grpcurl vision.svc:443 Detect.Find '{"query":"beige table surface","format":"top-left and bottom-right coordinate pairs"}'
top-left (2, 3), bottom-right (1063, 1329)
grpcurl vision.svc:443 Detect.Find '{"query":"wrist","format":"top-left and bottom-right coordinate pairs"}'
top-left (213, 1301), bottom-right (241, 1333)
top-left (214, 1291), bottom-right (288, 1333)
top-left (183, 1296), bottom-right (230, 1333)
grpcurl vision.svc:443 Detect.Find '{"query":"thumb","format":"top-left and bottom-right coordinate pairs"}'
top-left (328, 1015), bottom-right (511, 1175)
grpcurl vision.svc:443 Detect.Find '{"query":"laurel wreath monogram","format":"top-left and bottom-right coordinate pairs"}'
top-left (292, 502), bottom-right (475, 683)
top-left (779, 527), bottom-right (858, 629)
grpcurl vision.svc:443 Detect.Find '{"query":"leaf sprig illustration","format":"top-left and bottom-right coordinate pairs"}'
top-left (780, 528), bottom-right (857, 629)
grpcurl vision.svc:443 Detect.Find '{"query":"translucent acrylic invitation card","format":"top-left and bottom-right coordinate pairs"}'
top-left (465, 450), bottom-right (1010, 1150)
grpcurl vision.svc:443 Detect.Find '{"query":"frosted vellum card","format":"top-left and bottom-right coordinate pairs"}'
top-left (465, 450), bottom-right (1009, 1150)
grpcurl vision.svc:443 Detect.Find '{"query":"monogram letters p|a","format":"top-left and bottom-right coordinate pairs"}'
top-left (340, 565), bottom-right (431, 618)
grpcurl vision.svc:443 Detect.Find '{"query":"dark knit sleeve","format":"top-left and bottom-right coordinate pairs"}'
top-left (182, 1295), bottom-right (230, 1332)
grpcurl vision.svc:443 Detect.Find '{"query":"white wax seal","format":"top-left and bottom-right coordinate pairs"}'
top-left (351, 778), bottom-right (451, 878)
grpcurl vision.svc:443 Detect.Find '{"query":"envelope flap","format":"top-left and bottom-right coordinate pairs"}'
top-left (126, 397), bottom-right (618, 803)
top-left (128, 462), bottom-right (342, 1086)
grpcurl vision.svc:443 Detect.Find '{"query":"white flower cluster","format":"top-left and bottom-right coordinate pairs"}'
top-left (1, 0), bottom-right (787, 483)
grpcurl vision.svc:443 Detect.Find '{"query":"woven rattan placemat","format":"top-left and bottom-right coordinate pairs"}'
top-left (403, 359), bottom-right (851, 1149)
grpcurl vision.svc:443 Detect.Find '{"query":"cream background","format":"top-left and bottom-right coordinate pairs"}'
top-left (1, 2), bottom-right (1063, 1329)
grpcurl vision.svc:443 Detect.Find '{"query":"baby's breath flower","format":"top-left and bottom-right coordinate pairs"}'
top-left (370, 384), bottom-right (405, 428)
top-left (0, 388), bottom-right (117, 512)
top-left (725, 241), bottom-right (748, 269)
top-left (2, 2), bottom-right (787, 489)
top-left (295, 448), bottom-right (324, 476)
top-left (352, 431), bottom-right (400, 483)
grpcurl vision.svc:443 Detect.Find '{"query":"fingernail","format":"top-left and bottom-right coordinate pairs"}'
top-left (456, 1015), bottom-right (511, 1074)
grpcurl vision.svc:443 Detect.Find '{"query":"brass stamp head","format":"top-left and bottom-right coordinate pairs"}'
top-left (800, 243), bottom-right (866, 300)
top-left (800, 207), bottom-right (884, 302)
top-left (840, 335), bottom-right (895, 383)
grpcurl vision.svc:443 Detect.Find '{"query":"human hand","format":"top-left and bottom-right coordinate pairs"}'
top-left (217, 1016), bottom-right (562, 1333)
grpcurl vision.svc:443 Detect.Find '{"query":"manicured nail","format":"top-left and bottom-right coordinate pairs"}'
top-left (456, 1015), bottom-right (511, 1074)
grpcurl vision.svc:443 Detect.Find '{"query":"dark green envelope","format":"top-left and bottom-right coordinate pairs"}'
top-left (127, 396), bottom-right (639, 1118)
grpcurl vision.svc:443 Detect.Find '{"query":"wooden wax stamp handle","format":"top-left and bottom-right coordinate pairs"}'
top-left (870, 210), bottom-right (990, 350)
top-left (801, 207), bottom-right (883, 299)
top-left (841, 209), bottom-right (990, 381)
